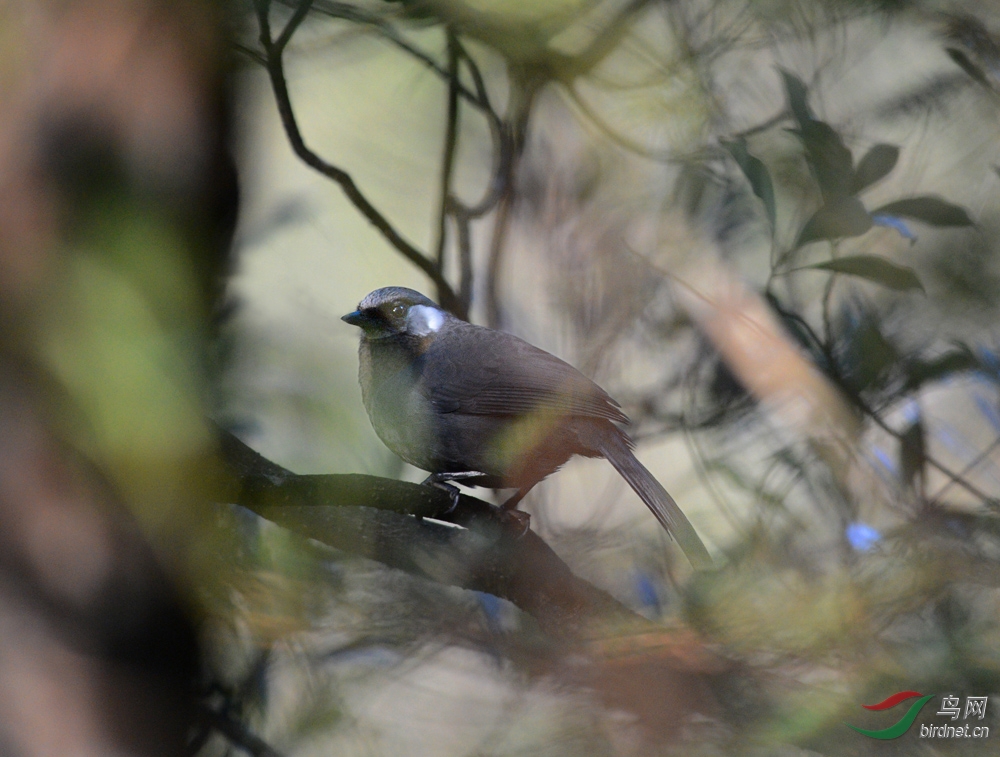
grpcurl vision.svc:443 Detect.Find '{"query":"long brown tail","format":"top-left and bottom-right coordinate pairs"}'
top-left (599, 433), bottom-right (713, 569)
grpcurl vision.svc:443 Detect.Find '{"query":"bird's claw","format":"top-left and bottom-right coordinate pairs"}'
top-left (421, 471), bottom-right (487, 517)
top-left (422, 471), bottom-right (488, 485)
top-left (499, 509), bottom-right (530, 537)
top-left (427, 481), bottom-right (461, 516)
top-left (420, 472), bottom-right (529, 535)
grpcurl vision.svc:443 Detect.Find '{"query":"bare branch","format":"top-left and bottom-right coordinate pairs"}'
top-left (455, 213), bottom-right (473, 313)
top-left (928, 436), bottom-right (1000, 506)
top-left (732, 109), bottom-right (791, 139)
top-left (219, 430), bottom-right (655, 638)
top-left (484, 173), bottom-right (515, 328)
top-left (232, 41), bottom-right (268, 67)
top-left (274, 0), bottom-right (313, 52)
top-left (446, 42), bottom-right (511, 221)
top-left (860, 403), bottom-right (996, 505)
top-left (253, 0), bottom-right (464, 316)
top-left (455, 39), bottom-right (494, 115)
top-left (276, 0), bottom-right (500, 125)
top-left (434, 29), bottom-right (460, 271)
top-left (484, 71), bottom-right (538, 327)
top-left (198, 705), bottom-right (285, 757)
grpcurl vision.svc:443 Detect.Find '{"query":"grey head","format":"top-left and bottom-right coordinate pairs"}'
top-left (342, 286), bottom-right (449, 339)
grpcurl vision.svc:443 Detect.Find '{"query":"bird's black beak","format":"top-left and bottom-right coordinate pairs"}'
top-left (342, 310), bottom-right (374, 328)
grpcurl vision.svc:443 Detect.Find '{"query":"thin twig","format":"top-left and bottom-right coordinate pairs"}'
top-left (274, 0), bottom-right (312, 51)
top-left (434, 29), bottom-right (460, 271)
top-left (455, 213), bottom-right (473, 312)
top-left (253, 0), bottom-right (463, 316)
top-left (232, 41), bottom-right (268, 67)
top-left (275, 0), bottom-right (497, 121)
top-left (484, 165), bottom-right (516, 328)
top-left (455, 39), bottom-right (494, 115)
top-left (483, 66), bottom-right (537, 327)
top-left (927, 435), bottom-right (1000, 506)
top-left (449, 136), bottom-right (510, 220)
top-left (861, 405), bottom-right (995, 503)
top-left (798, 239), bottom-right (993, 502)
top-left (199, 705), bottom-right (285, 757)
top-left (766, 295), bottom-right (828, 361)
top-left (733, 109), bottom-right (791, 139)
top-left (452, 40), bottom-right (509, 218)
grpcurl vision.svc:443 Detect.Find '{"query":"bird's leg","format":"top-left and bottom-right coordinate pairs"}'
top-left (499, 488), bottom-right (526, 511)
top-left (422, 473), bottom-right (531, 535)
top-left (421, 471), bottom-right (487, 515)
top-left (498, 488), bottom-right (531, 536)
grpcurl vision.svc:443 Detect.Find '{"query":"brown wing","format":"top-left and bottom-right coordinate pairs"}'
top-left (418, 320), bottom-right (629, 424)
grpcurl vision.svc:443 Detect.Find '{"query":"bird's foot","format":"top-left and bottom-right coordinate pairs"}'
top-left (421, 471), bottom-right (488, 516)
top-left (499, 490), bottom-right (526, 512)
top-left (428, 481), bottom-right (461, 515)
top-left (499, 509), bottom-right (531, 537)
top-left (495, 489), bottom-right (530, 535)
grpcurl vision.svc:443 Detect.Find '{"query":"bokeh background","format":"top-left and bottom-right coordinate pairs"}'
top-left (2, 0), bottom-right (1000, 755)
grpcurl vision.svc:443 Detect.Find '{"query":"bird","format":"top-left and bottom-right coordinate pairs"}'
top-left (342, 286), bottom-right (712, 569)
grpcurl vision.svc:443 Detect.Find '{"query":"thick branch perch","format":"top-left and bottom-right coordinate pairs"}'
top-left (219, 430), bottom-right (653, 638)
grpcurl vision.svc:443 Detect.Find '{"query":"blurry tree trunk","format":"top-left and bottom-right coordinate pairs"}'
top-left (0, 0), bottom-right (235, 754)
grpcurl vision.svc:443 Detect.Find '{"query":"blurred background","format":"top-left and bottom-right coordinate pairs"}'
top-left (3, 0), bottom-right (1000, 755)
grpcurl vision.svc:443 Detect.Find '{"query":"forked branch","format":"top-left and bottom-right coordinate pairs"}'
top-left (252, 0), bottom-right (464, 316)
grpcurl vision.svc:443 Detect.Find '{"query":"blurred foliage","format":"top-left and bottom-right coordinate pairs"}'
top-left (208, 0), bottom-right (1000, 755)
top-left (0, 1), bottom-right (237, 754)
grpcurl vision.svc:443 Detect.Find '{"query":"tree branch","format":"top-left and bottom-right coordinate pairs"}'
top-left (455, 38), bottom-right (494, 117)
top-left (253, 0), bottom-right (464, 316)
top-left (434, 29), bottom-right (460, 272)
top-left (449, 41), bottom-right (512, 221)
top-left (860, 402), bottom-right (996, 504)
top-left (219, 430), bottom-right (655, 638)
top-left (455, 213), bottom-right (474, 313)
top-left (928, 435), bottom-right (1000, 506)
top-left (483, 68), bottom-right (539, 328)
top-left (198, 705), bottom-right (285, 757)
top-left (279, 0), bottom-right (500, 124)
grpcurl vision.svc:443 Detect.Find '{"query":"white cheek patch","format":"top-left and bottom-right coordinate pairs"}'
top-left (407, 305), bottom-right (445, 336)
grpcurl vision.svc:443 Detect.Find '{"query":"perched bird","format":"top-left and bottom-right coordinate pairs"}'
top-left (343, 287), bottom-right (711, 569)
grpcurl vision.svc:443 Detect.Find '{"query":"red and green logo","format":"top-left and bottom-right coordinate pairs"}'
top-left (846, 691), bottom-right (935, 739)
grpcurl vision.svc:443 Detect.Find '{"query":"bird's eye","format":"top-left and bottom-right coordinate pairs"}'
top-left (391, 303), bottom-right (406, 318)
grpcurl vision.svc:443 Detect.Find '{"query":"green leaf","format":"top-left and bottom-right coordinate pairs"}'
top-left (837, 310), bottom-right (899, 394)
top-left (871, 196), bottom-right (974, 226)
top-left (798, 121), bottom-right (855, 200)
top-left (779, 68), bottom-right (812, 126)
top-left (852, 144), bottom-right (899, 193)
top-left (805, 255), bottom-right (924, 292)
top-left (723, 139), bottom-right (777, 229)
top-left (797, 197), bottom-right (872, 246)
